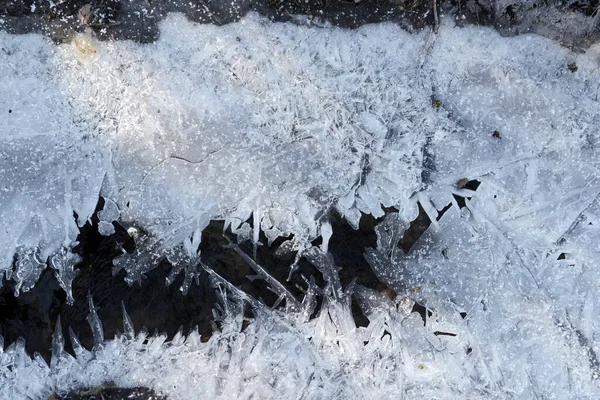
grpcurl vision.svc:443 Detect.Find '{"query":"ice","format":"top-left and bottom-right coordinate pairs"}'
top-left (97, 197), bottom-right (119, 236)
top-left (50, 246), bottom-right (82, 305)
top-left (13, 246), bottom-right (45, 295)
top-left (86, 294), bottom-right (104, 348)
top-left (0, 265), bottom-right (429, 399)
top-left (0, 32), bottom-right (108, 294)
top-left (1, 11), bottom-right (600, 400)
top-left (121, 302), bottom-right (135, 340)
top-left (7, 235), bottom-right (586, 399)
top-left (47, 16), bottom-right (431, 285)
top-left (224, 236), bottom-right (302, 312)
top-left (2, 225), bottom-right (600, 399)
top-left (50, 316), bottom-right (65, 371)
top-left (427, 26), bottom-right (600, 246)
top-left (2, 14), bottom-right (437, 293)
top-left (369, 207), bottom-right (600, 398)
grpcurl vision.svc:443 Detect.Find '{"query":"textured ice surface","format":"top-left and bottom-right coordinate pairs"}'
top-left (0, 33), bottom-right (108, 300)
top-left (1, 12), bottom-right (600, 400)
top-left (2, 14), bottom-right (432, 290)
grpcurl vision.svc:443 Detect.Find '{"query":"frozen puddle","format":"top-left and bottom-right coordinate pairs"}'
top-left (1, 12), bottom-right (600, 399)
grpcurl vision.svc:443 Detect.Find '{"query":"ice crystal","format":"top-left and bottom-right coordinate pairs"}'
top-left (0, 11), bottom-right (599, 400)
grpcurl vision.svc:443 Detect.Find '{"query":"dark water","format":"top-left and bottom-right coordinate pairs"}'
top-left (0, 0), bottom-right (432, 43)
top-left (2, 200), bottom-right (415, 399)
top-left (53, 387), bottom-right (167, 400)
top-left (1, 0), bottom-right (598, 46)
top-left (0, 200), bottom-right (391, 362)
top-left (1, 181), bottom-right (485, 362)
top-left (0, 139), bottom-right (476, 400)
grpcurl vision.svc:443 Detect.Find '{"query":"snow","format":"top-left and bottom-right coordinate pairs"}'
top-left (1, 12), bottom-right (600, 400)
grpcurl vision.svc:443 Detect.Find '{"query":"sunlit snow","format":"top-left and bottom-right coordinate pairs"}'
top-left (1, 12), bottom-right (600, 400)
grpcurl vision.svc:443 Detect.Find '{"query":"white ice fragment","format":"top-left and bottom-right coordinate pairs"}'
top-left (13, 247), bottom-right (46, 295)
top-left (50, 247), bottom-right (81, 305)
top-left (68, 327), bottom-right (89, 361)
top-left (581, 291), bottom-right (595, 341)
top-left (50, 316), bottom-right (64, 371)
top-left (225, 236), bottom-right (302, 312)
top-left (122, 302), bottom-right (135, 340)
top-left (429, 187), bottom-right (453, 211)
top-left (353, 284), bottom-right (396, 317)
top-left (232, 222), bottom-right (252, 244)
top-left (113, 232), bottom-right (164, 286)
top-left (374, 212), bottom-right (403, 257)
top-left (252, 210), bottom-right (261, 259)
top-left (165, 243), bottom-right (201, 294)
top-left (274, 239), bottom-right (299, 258)
top-left (417, 193), bottom-right (440, 230)
top-left (99, 200), bottom-right (119, 222)
top-left (86, 294), bottom-right (104, 348)
top-left (97, 221), bottom-right (115, 236)
top-left (320, 219), bottom-right (333, 253)
top-left (304, 246), bottom-right (343, 301)
top-left (126, 227), bottom-right (139, 239)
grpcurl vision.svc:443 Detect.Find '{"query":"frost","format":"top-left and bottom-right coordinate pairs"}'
top-left (3, 218), bottom-right (600, 398)
top-left (223, 236), bottom-right (302, 312)
top-left (112, 230), bottom-right (166, 286)
top-left (368, 206), bottom-right (600, 398)
top-left (0, 33), bottom-right (108, 292)
top-left (86, 294), bottom-right (104, 347)
top-left (97, 221), bottom-right (114, 236)
top-left (1, 14), bottom-right (434, 293)
top-left (1, 11), bottom-right (600, 400)
top-left (164, 228), bottom-right (202, 294)
top-left (48, 15), bottom-right (431, 285)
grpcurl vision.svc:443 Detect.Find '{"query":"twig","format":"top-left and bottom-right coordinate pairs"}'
top-left (433, 0), bottom-right (439, 33)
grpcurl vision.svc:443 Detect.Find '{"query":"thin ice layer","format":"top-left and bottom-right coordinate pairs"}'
top-left (2, 14), bottom-right (432, 290)
top-left (55, 15), bottom-right (430, 245)
top-left (0, 33), bottom-right (108, 296)
top-left (426, 26), bottom-right (600, 244)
